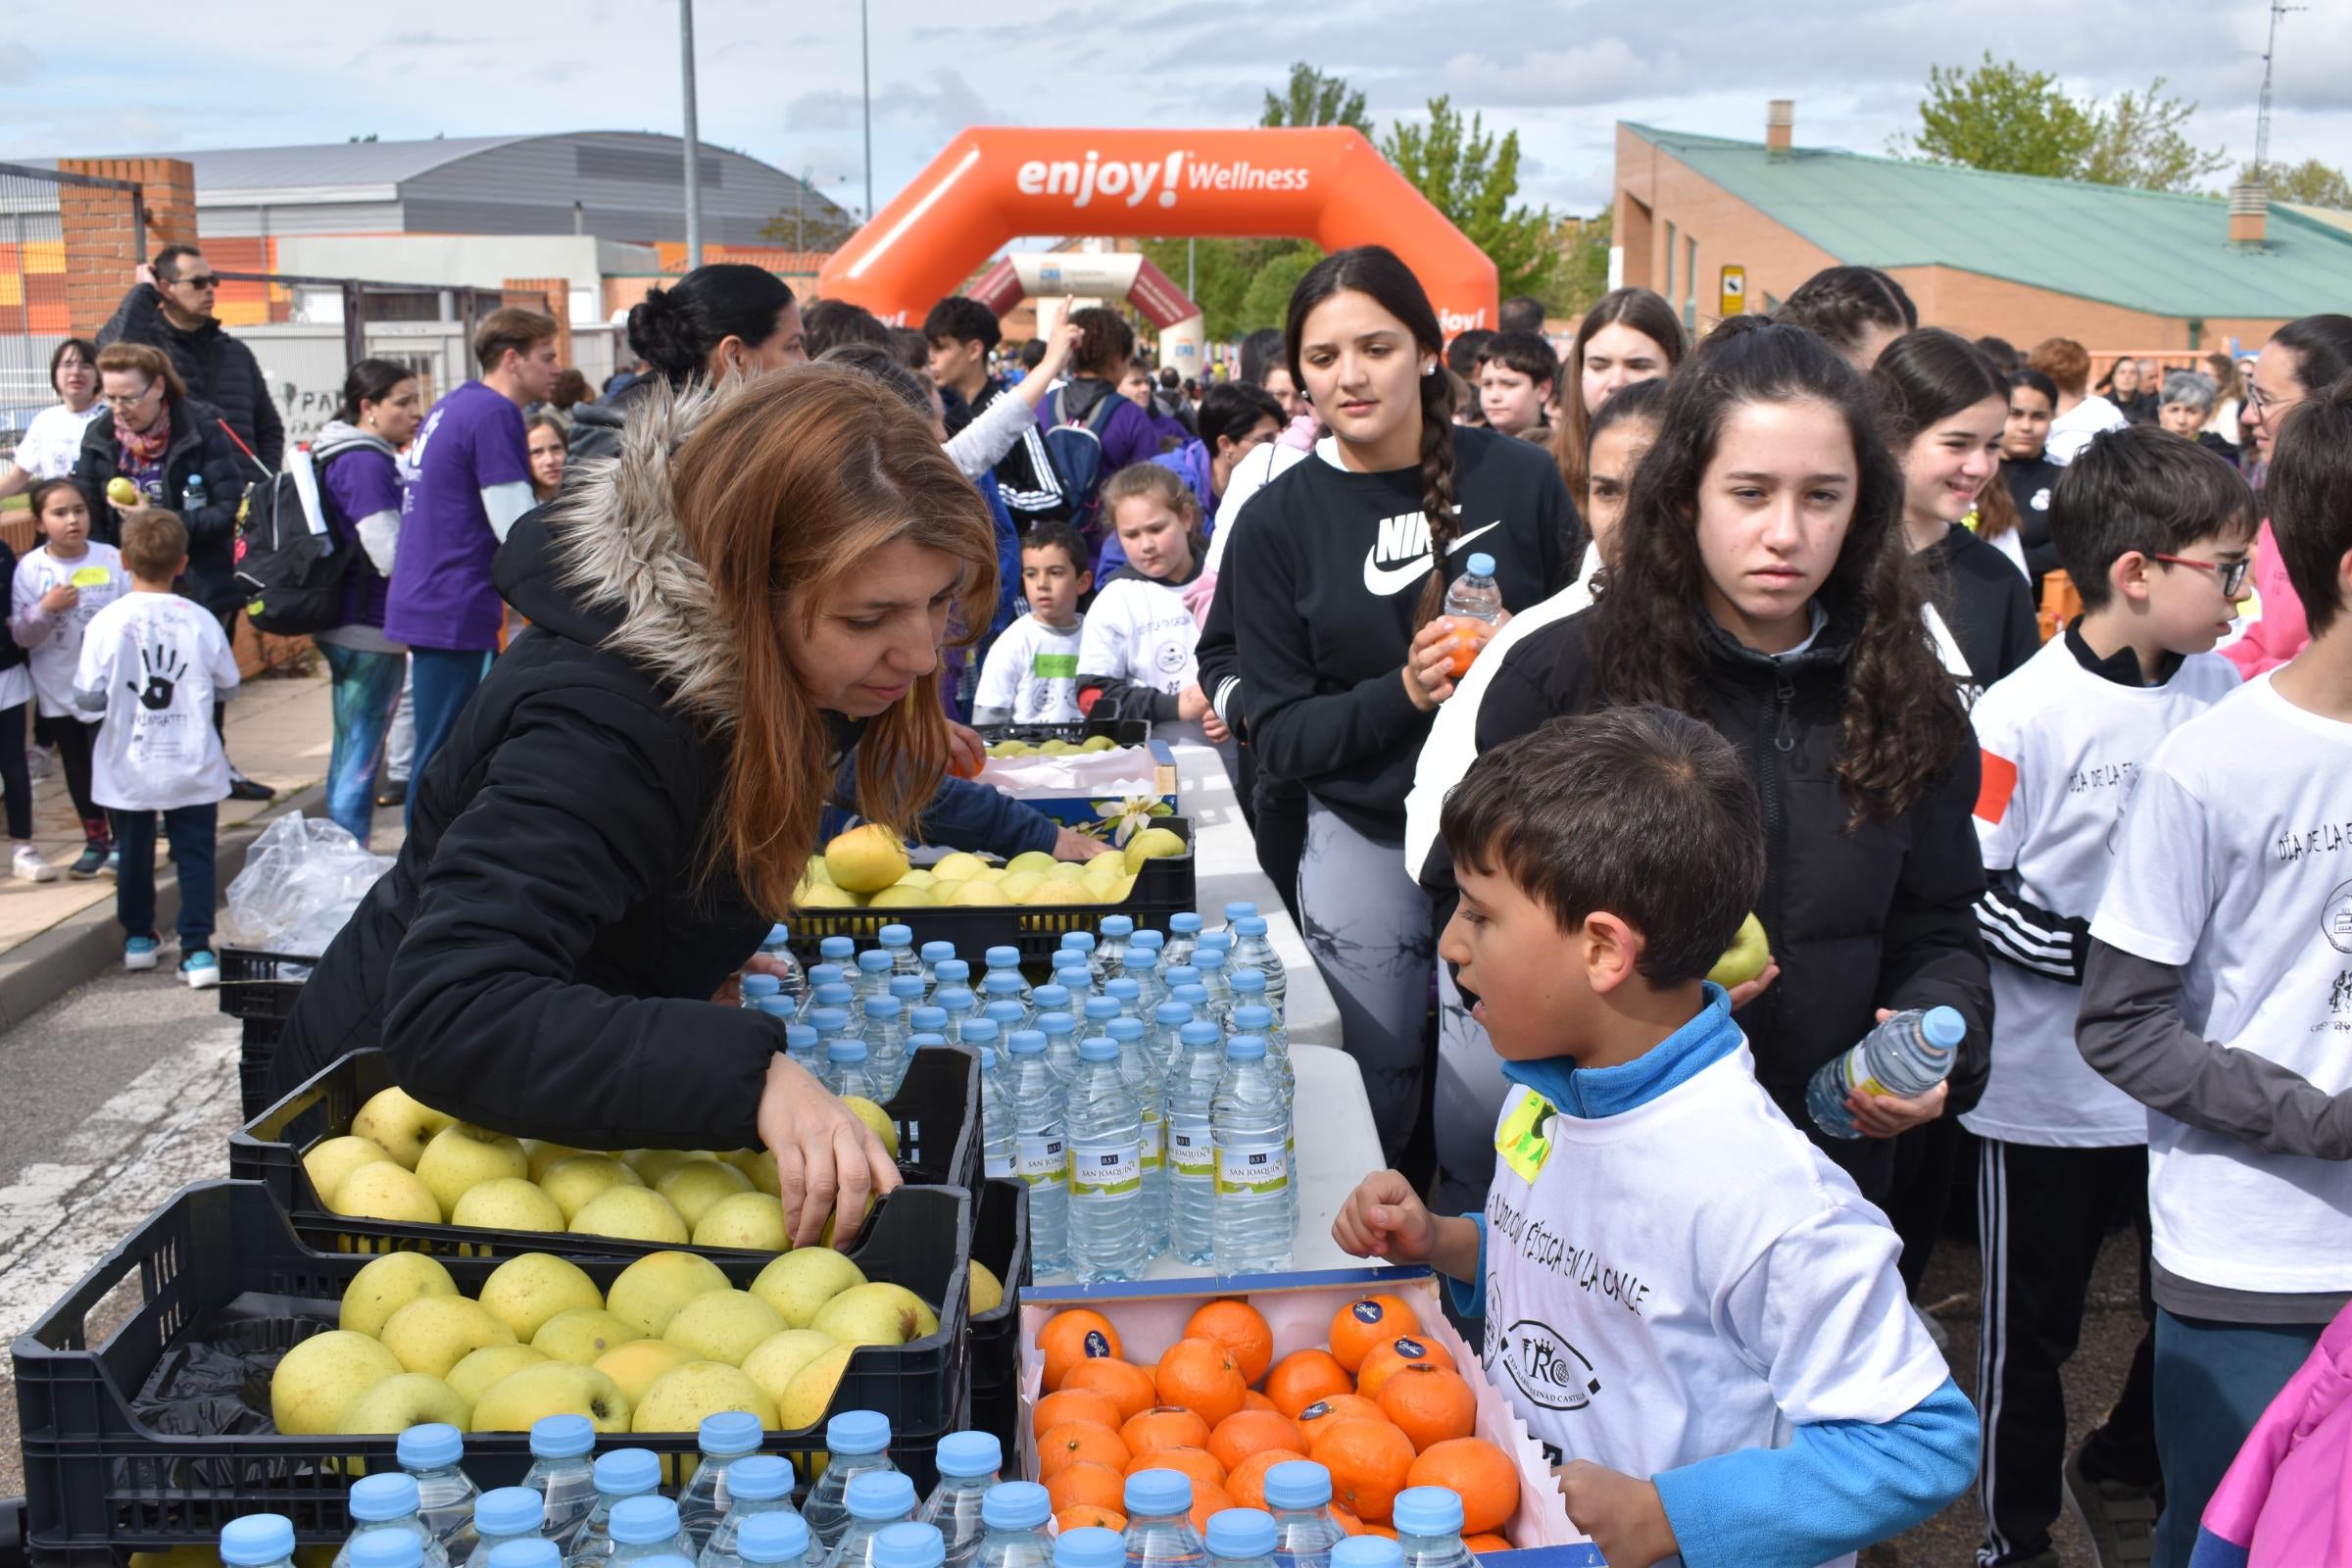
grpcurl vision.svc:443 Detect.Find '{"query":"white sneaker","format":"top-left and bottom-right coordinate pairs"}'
top-left (12, 844), bottom-right (57, 883)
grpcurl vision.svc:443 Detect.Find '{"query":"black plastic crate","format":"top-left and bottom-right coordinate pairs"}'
top-left (12, 1181), bottom-right (972, 1564)
top-left (216, 948), bottom-right (315, 1024)
top-left (236, 1016), bottom-right (289, 1124)
top-left (229, 1048), bottom-right (979, 1258)
top-left (972, 717), bottom-right (1148, 748)
top-left (965, 1179), bottom-right (1030, 1467)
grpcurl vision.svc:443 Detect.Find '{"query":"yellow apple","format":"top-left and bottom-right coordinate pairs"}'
top-left (805, 855), bottom-right (835, 887)
top-left (1023, 877), bottom-right (1092, 907)
top-left (867, 885), bottom-right (933, 908)
top-left (380, 1297), bottom-right (516, 1379)
top-left (657, 1159), bottom-right (754, 1228)
top-left (1122, 826), bottom-right (1185, 873)
top-left (1085, 851), bottom-right (1127, 877)
top-left (838, 1098), bottom-right (901, 1159)
top-left (539, 1154), bottom-right (643, 1220)
top-left (415, 1123), bottom-right (529, 1216)
top-left (797, 884), bottom-right (860, 908)
top-left (1707, 912), bottom-right (1772, 989)
top-left (750, 1250), bottom-right (865, 1329)
top-left (1004, 851), bottom-right (1060, 876)
top-left (623, 1149), bottom-right (702, 1184)
top-left (776, 1343), bottom-right (857, 1430)
top-left (896, 869), bottom-right (938, 889)
top-left (531, 1308), bottom-right (637, 1365)
top-left (723, 1149), bottom-right (782, 1198)
top-left (304, 1136), bottom-right (394, 1204)
top-left (477, 1253), bottom-right (606, 1343)
top-left (968, 1261), bottom-right (1004, 1315)
top-left (808, 1282), bottom-right (938, 1348)
top-left (997, 871), bottom-right (1047, 904)
top-left (470, 1361), bottom-right (631, 1434)
top-left (607, 1251), bottom-right (732, 1339)
top-left (946, 879), bottom-right (1012, 907)
top-left (594, 1339), bottom-right (692, 1408)
top-left (270, 1330), bottom-right (403, 1435)
top-left (693, 1192), bottom-right (790, 1251)
top-left (329, 1161), bottom-right (441, 1225)
top-left (337, 1251), bottom-right (457, 1339)
top-left (451, 1178), bottom-right (564, 1234)
top-left (447, 1344), bottom-right (549, 1408)
top-left (823, 825), bottom-right (909, 894)
top-left (568, 1187), bottom-right (690, 1245)
top-left (337, 1371), bottom-right (470, 1435)
top-left (523, 1141), bottom-right (588, 1182)
top-left (631, 1361), bottom-right (778, 1434)
top-left (663, 1289), bottom-right (786, 1367)
top-left (740, 1329), bottom-right (838, 1412)
top-left (929, 851), bottom-right (990, 883)
top-left (350, 1087), bottom-right (458, 1169)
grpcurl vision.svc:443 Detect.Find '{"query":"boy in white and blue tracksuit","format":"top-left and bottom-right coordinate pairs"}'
top-left (1336, 707), bottom-right (1977, 1568)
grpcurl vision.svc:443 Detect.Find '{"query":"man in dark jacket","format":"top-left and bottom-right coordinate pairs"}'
top-left (99, 246), bottom-right (284, 481)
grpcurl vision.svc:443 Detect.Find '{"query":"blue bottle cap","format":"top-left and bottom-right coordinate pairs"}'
top-left (815, 982), bottom-right (858, 1007)
top-left (869, 1521), bottom-right (945, 1568)
top-left (910, 1032), bottom-right (948, 1054)
top-left (786, 1023), bottom-right (819, 1053)
top-left (921, 941), bottom-right (956, 963)
top-left (472, 1487), bottom-right (544, 1539)
top-left (1464, 552), bottom-right (1495, 577)
top-left (1125, 949), bottom-right (1157, 972)
top-left (1169, 912), bottom-right (1202, 934)
top-left (979, 1480), bottom-right (1052, 1531)
top-left (1234, 916), bottom-right (1268, 938)
top-left (1154, 1001), bottom-right (1193, 1025)
top-left (350, 1533), bottom-right (423, 1568)
top-left (485, 1542), bottom-right (561, 1568)
top-left (1922, 1005), bottom-right (1966, 1050)
top-left (1083, 996), bottom-right (1120, 1021)
top-left (1124, 1467), bottom-right (1193, 1517)
top-left (347, 1472), bottom-right (421, 1522)
top-left (220, 1514), bottom-right (295, 1566)
top-left (1225, 1035), bottom-right (1266, 1060)
top-left (1030, 984), bottom-right (1072, 1012)
top-left (985, 1001), bottom-right (1026, 1027)
top-left (1106, 978), bottom-right (1140, 1001)
top-left (1131, 929), bottom-right (1164, 950)
top-left (910, 1005), bottom-right (949, 1033)
top-left (1053, 1528), bottom-right (1125, 1568)
top-left (766, 923), bottom-right (793, 947)
top-left (738, 1512), bottom-right (811, 1567)
top-left (1163, 965), bottom-right (1200, 988)
top-left (1060, 931), bottom-right (1096, 953)
top-left (845, 1470), bottom-right (918, 1520)
top-left (1006, 1028), bottom-right (1046, 1055)
top-left (985, 946), bottom-right (1021, 969)
top-left (890, 975), bottom-right (927, 1001)
top-left (936, 1430), bottom-right (1004, 1478)
top-left (743, 973), bottom-right (782, 999)
top-left (1106, 1017), bottom-right (1146, 1043)
top-left (977, 1044), bottom-right (997, 1070)
top-left (826, 1409), bottom-right (890, 1455)
top-left (879, 924), bottom-right (913, 948)
top-left (1179, 1020), bottom-right (1220, 1048)
top-left (1261, 1460), bottom-right (1332, 1511)
top-left (1100, 915), bottom-right (1134, 938)
top-left (700, 1409), bottom-right (763, 1456)
top-left (528, 1412), bottom-right (593, 1459)
top-left (828, 1038), bottom-right (869, 1063)
top-left (1224, 902), bottom-right (1257, 921)
top-left (859, 951), bottom-right (896, 975)
top-left (592, 1447), bottom-right (661, 1495)
top-left (1195, 949), bottom-right (1227, 971)
top-left (727, 1453), bottom-right (795, 1500)
top-left (934, 987), bottom-right (976, 1013)
top-left (1390, 1487), bottom-right (1464, 1538)
top-left (1234, 1006), bottom-right (1273, 1033)
top-left (936, 958), bottom-right (971, 984)
top-left (867, 996), bottom-right (903, 1020)
top-left (808, 1006), bottom-right (849, 1036)
top-left (395, 1421), bottom-right (462, 1468)
top-left (1230, 968), bottom-right (1265, 994)
top-left (759, 997), bottom-right (797, 1021)
top-left (1037, 1010), bottom-right (1076, 1037)
top-left (983, 973), bottom-right (1025, 996)
top-left (821, 937), bottom-right (856, 960)
top-left (1331, 1538), bottom-right (1403, 1568)
top-left (964, 1017), bottom-right (1000, 1044)
top-left (1199, 931), bottom-right (1232, 952)
top-left (1172, 985), bottom-right (1210, 1009)
top-left (808, 964), bottom-right (845, 989)
top-left (610, 1494), bottom-right (682, 1546)
top-left (1078, 1037), bottom-right (1119, 1062)
top-left (1204, 1509), bottom-right (1278, 1559)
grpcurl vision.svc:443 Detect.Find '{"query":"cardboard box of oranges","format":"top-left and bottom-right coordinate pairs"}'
top-left (1018, 1269), bottom-right (1595, 1556)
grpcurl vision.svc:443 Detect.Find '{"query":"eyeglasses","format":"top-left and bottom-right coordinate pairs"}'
top-left (101, 384), bottom-right (158, 408)
top-left (2153, 554), bottom-right (2251, 597)
top-left (172, 275), bottom-right (220, 290)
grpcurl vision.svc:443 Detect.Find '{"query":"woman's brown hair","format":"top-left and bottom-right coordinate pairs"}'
top-left (1548, 287), bottom-right (1687, 506)
top-left (666, 366), bottom-right (999, 916)
top-left (94, 341), bottom-right (186, 402)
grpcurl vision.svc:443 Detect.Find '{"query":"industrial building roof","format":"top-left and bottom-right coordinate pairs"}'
top-left (167, 135), bottom-right (538, 191)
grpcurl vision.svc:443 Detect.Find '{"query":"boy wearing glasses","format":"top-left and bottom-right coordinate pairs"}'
top-left (1963, 423), bottom-right (2252, 1568)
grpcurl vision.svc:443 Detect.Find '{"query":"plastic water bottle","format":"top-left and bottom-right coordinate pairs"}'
top-left (1227, 919), bottom-right (1286, 1008)
top-left (336, 1474), bottom-right (450, 1568)
top-left (1203, 1510), bottom-right (1276, 1568)
top-left (878, 924), bottom-right (921, 977)
top-left (1036, 1011), bottom-right (1081, 1085)
top-left (967, 1482), bottom-right (1054, 1568)
top-left (1005, 1030), bottom-right (1067, 1274)
top-left (181, 469), bottom-right (209, 515)
top-left (820, 935), bottom-right (857, 967)
top-left (854, 951), bottom-right (894, 1006)
top-left (1442, 553), bottom-right (1503, 677)
top-left (743, 974), bottom-right (783, 1011)
top-left (863, 997), bottom-right (911, 1098)
top-left (1328, 1542), bottom-right (1400, 1568)
top-left (1120, 1470), bottom-right (1206, 1568)
top-left (819, 1472), bottom-right (917, 1568)
top-left (1052, 1528), bottom-right (1119, 1568)
top-left (1169, 985), bottom-right (1210, 1032)
top-left (1081, 995), bottom-right (1122, 1047)
top-left (1131, 929), bottom-right (1164, 960)
top-left (919, 942), bottom-right (957, 995)
top-left (1230, 1002), bottom-right (1296, 1232)
top-left (680, 1411), bottom-right (764, 1552)
top-left (1064, 1038), bottom-right (1148, 1284)
top-left (698, 1455), bottom-right (800, 1568)
top-left (1212, 1036), bottom-right (1292, 1275)
top-left (610, 1497), bottom-right (692, 1565)
top-left (1163, 1018), bottom-right (1223, 1267)
top-left (980, 972), bottom-right (1029, 1024)
top-left (908, 1032), bottom-right (947, 1060)
top-left (732, 1513), bottom-right (812, 1568)
top-left (1107, 1015), bottom-right (1165, 1258)
top-left (890, 974), bottom-right (928, 1009)
top-left (911, 1004), bottom-right (950, 1041)
top-left (933, 988), bottom-right (977, 1044)
top-left (1028, 985), bottom-right (1073, 1029)
top-left (1229, 1001), bottom-right (1291, 1100)
top-left (815, 982), bottom-right (864, 1036)
top-left (1262, 1463), bottom-right (1345, 1568)
top-left (798, 965), bottom-right (845, 1022)
top-left (1105, 977), bottom-right (1143, 1022)
top-left (919, 1432), bottom-right (1003, 1567)
top-left (1161, 913), bottom-right (1202, 968)
top-left (1388, 1490), bottom-right (1473, 1568)
top-left (1219, 903), bottom-right (1257, 935)
top-left (401, 1423), bottom-right (481, 1559)
top-left (1060, 931), bottom-right (1102, 988)
top-left (1193, 950), bottom-right (1234, 1030)
top-left (865, 1524), bottom-right (943, 1568)
top-left (223, 1514), bottom-right (297, 1568)
top-left (979, 1045), bottom-right (1017, 1180)
top-left (573, 1451), bottom-right (662, 1568)
top-left (1096, 916), bottom-right (1134, 979)
top-left (1149, 1001), bottom-right (1194, 1073)
top-left (961, 1017), bottom-right (1001, 1079)
top-left (803, 1412), bottom-right (895, 1552)
top-left (1197, 930), bottom-right (1233, 964)
top-left (982, 947), bottom-right (1030, 1006)
top-left (1805, 1005), bottom-right (1965, 1140)
top-left (522, 1414), bottom-right (600, 1549)
top-left (466, 1491), bottom-right (546, 1568)
top-left (934, 957), bottom-right (971, 992)
top-left (983, 998), bottom-right (1029, 1043)
top-left (1124, 949), bottom-right (1166, 1021)
top-left (349, 1531), bottom-right (427, 1568)
top-left (785, 1022), bottom-right (825, 1074)
top-left (827, 1038), bottom-right (883, 1101)
top-left (1051, 951), bottom-right (1094, 1002)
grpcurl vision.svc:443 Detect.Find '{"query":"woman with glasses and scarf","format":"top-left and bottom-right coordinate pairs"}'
top-left (2226, 314), bottom-right (2352, 678)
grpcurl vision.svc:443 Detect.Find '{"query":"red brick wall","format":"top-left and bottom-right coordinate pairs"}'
top-left (56, 158), bottom-right (195, 338)
top-left (501, 277), bottom-right (572, 366)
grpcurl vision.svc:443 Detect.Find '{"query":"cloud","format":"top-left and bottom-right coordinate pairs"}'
top-left (0, 42), bottom-right (37, 84)
top-left (1439, 40), bottom-right (1672, 108)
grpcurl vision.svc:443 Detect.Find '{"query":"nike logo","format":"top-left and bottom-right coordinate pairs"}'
top-left (1362, 519), bottom-right (1503, 596)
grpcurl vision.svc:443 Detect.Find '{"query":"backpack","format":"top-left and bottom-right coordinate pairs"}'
top-left (233, 443), bottom-right (351, 635)
top-left (1041, 383), bottom-right (1125, 544)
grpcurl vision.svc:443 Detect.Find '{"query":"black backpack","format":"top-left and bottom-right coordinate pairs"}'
top-left (234, 445), bottom-right (356, 635)
top-left (1042, 382), bottom-right (1125, 544)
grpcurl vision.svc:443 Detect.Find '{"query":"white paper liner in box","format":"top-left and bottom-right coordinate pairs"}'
top-left (1018, 1267), bottom-right (1590, 1552)
top-left (976, 746), bottom-right (1158, 797)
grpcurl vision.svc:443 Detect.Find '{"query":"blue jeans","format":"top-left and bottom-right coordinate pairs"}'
top-left (113, 804), bottom-right (219, 954)
top-left (2151, 1306), bottom-right (2326, 1566)
top-left (405, 647), bottom-right (493, 828)
top-left (319, 644), bottom-right (406, 848)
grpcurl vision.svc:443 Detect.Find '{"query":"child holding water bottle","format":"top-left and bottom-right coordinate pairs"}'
top-left (1336, 710), bottom-right (1978, 1567)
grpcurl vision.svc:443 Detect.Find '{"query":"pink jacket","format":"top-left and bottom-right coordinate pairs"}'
top-left (2224, 520), bottom-right (2309, 677)
top-left (2195, 1301), bottom-right (2352, 1565)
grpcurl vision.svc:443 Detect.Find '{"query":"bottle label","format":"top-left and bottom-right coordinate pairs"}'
top-left (1070, 1141), bottom-right (1141, 1196)
top-left (1140, 1110), bottom-right (1165, 1174)
top-left (1215, 1139), bottom-right (1290, 1196)
top-left (985, 1152), bottom-right (1015, 1179)
top-left (1015, 1134), bottom-right (1065, 1185)
top-left (1170, 1124), bottom-right (1213, 1179)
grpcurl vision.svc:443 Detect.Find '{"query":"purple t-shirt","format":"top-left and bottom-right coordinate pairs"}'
top-left (384, 380), bottom-right (529, 651)
top-left (320, 445), bottom-right (400, 630)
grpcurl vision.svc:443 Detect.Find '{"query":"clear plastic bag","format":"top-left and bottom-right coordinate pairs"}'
top-left (222, 811), bottom-right (394, 956)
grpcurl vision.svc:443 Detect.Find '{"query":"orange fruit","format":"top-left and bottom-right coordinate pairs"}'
top-left (1038, 1421), bottom-right (1132, 1482)
top-left (1187, 1481), bottom-right (1234, 1535)
top-left (1047, 1461), bottom-right (1126, 1517)
top-left (1126, 1445), bottom-right (1227, 1494)
top-left (1361, 1524), bottom-right (1398, 1541)
top-left (1466, 1535), bottom-right (1511, 1556)
top-left (1241, 1391), bottom-right (1280, 1414)
top-left (1065, 1358), bottom-right (1158, 1424)
top-left (1295, 1394), bottom-right (1385, 1446)
top-left (1033, 1388), bottom-right (1122, 1440)
top-left (1266, 1348), bottom-right (1354, 1418)
top-left (1123, 1405), bottom-right (1212, 1457)
top-left (1330, 1505), bottom-right (1365, 1538)
top-left (1184, 1299), bottom-right (1276, 1384)
top-left (1376, 1365), bottom-right (1477, 1451)
top-left (1355, 1336), bottom-right (1457, 1401)
top-left (1224, 1448), bottom-right (1307, 1510)
top-left (1407, 1438), bottom-right (1518, 1535)
top-left (1208, 1409), bottom-right (1306, 1473)
top-left (1040, 1309), bottom-right (1124, 1392)
top-left (1329, 1295), bottom-right (1423, 1373)
top-left (1056, 1507), bottom-right (1127, 1534)
top-left (1310, 1418), bottom-right (1416, 1524)
top-left (1157, 1336), bottom-right (1248, 1426)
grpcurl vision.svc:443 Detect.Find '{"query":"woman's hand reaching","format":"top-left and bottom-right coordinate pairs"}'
top-left (757, 1054), bottom-right (901, 1249)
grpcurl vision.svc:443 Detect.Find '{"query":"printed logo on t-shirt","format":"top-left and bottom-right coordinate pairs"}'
top-left (1360, 513), bottom-right (1501, 596)
top-left (2031, 487), bottom-right (2051, 512)
top-left (2324, 880), bottom-right (2352, 956)
top-left (1499, 1317), bottom-right (1602, 1412)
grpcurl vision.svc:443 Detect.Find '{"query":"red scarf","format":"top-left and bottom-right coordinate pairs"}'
top-left (115, 414), bottom-right (170, 471)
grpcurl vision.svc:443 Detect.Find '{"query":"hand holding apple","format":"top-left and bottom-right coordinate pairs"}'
top-left (757, 1054), bottom-right (901, 1250)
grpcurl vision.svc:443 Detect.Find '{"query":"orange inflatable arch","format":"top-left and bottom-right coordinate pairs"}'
top-left (817, 127), bottom-right (1498, 338)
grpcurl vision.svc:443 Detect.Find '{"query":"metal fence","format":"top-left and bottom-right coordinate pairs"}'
top-left (0, 161), bottom-right (145, 438)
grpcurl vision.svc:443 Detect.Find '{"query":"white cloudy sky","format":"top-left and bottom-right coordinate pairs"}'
top-left (6, 0), bottom-right (2350, 220)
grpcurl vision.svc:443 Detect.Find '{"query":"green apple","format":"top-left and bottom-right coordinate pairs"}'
top-left (1004, 850), bottom-right (1060, 876)
top-left (929, 851), bottom-right (989, 883)
top-left (531, 1307), bottom-right (637, 1365)
top-left (451, 1177), bottom-right (564, 1234)
top-left (896, 869), bottom-right (938, 889)
top-left (337, 1371), bottom-right (470, 1435)
top-left (838, 1098), bottom-right (901, 1160)
top-left (867, 885), bottom-right (933, 908)
top-left (415, 1123), bottom-right (529, 1216)
top-left (1707, 912), bottom-right (1771, 989)
top-left (1085, 850), bottom-right (1128, 877)
top-left (568, 1187), bottom-right (689, 1246)
top-left (663, 1289), bottom-right (786, 1366)
top-left (350, 1086), bottom-right (458, 1169)
top-left (946, 878), bottom-right (1012, 906)
top-left (723, 1149), bottom-right (782, 1198)
top-left (447, 1344), bottom-right (549, 1408)
top-left (749, 1250), bottom-right (865, 1329)
top-left (997, 871), bottom-right (1047, 905)
top-left (523, 1141), bottom-right (588, 1182)
top-left (968, 1261), bottom-right (1004, 1315)
top-left (1021, 877), bottom-right (1091, 907)
top-left (693, 1192), bottom-right (790, 1251)
top-left (477, 1253), bottom-right (605, 1343)
top-left (329, 1161), bottom-right (441, 1224)
top-left (797, 884), bottom-right (860, 908)
top-left (593, 1339), bottom-right (692, 1408)
top-left (470, 1361), bottom-right (632, 1434)
top-left (539, 1154), bottom-right (643, 1220)
top-left (740, 1329), bottom-right (838, 1411)
top-left (1080, 734), bottom-right (1116, 753)
top-left (304, 1135), bottom-right (394, 1204)
top-left (631, 1360), bottom-right (778, 1434)
top-left (1122, 826), bottom-right (1185, 873)
top-left (623, 1149), bottom-right (703, 1184)
top-left (776, 1343), bottom-right (857, 1430)
top-left (380, 1296), bottom-right (516, 1379)
top-left (270, 1329), bottom-right (403, 1435)
top-left (607, 1251), bottom-right (732, 1338)
top-left (338, 1251), bottom-right (459, 1339)
top-left (657, 1159), bottom-right (754, 1227)
top-left (808, 1282), bottom-right (938, 1348)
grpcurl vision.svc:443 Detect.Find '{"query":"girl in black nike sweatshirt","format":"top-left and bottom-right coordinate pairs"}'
top-left (1226, 247), bottom-right (1578, 1154)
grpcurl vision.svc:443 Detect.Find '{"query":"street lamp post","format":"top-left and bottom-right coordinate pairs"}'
top-left (680, 0), bottom-right (703, 267)
top-left (860, 0), bottom-right (874, 222)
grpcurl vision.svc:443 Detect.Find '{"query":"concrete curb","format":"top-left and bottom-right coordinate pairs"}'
top-left (0, 781), bottom-right (330, 1033)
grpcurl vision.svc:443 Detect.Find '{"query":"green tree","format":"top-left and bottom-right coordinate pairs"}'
top-left (2244, 156), bottom-right (2352, 210)
top-left (1381, 96), bottom-right (1560, 302)
top-left (1549, 210), bottom-right (1613, 320)
top-left (1238, 246), bottom-right (1324, 334)
top-left (2080, 77), bottom-right (2230, 192)
top-left (1900, 54), bottom-right (2229, 193)
top-left (1261, 63), bottom-right (1373, 136)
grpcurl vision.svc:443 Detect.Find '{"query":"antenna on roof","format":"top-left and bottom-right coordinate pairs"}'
top-left (2254, 0), bottom-right (2306, 180)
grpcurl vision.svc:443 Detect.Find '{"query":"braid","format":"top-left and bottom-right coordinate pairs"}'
top-left (1413, 373), bottom-right (1459, 628)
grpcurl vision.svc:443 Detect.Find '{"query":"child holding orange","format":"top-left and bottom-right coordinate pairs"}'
top-left (1335, 708), bottom-right (1978, 1568)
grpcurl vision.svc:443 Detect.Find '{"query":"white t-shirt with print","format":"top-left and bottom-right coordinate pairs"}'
top-left (74, 592), bottom-right (241, 811)
top-left (1078, 575), bottom-right (1200, 695)
top-left (2090, 673), bottom-right (2352, 1298)
top-left (975, 614), bottom-right (1084, 724)
top-left (13, 543), bottom-right (127, 719)
top-left (1478, 1049), bottom-right (1947, 1526)
top-left (11, 403), bottom-right (105, 481)
top-left (1966, 636), bottom-right (2240, 1147)
top-left (2044, 394), bottom-right (2130, 466)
